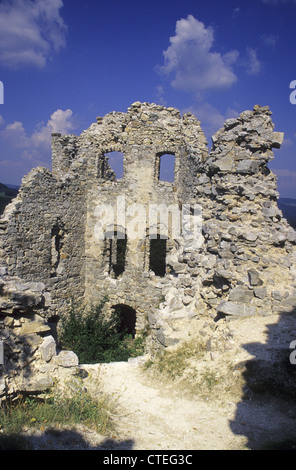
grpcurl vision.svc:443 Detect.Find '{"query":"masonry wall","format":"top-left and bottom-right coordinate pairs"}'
top-left (0, 102), bottom-right (296, 352)
top-left (200, 105), bottom-right (296, 318)
top-left (80, 102), bottom-right (208, 338)
top-left (0, 167), bottom-right (87, 316)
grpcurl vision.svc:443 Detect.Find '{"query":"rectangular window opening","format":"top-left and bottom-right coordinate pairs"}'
top-left (109, 233), bottom-right (127, 278)
top-left (105, 151), bottom-right (124, 180)
top-left (158, 153), bottom-right (175, 182)
top-left (149, 236), bottom-right (166, 277)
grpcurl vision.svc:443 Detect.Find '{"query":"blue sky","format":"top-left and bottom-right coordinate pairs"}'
top-left (0, 0), bottom-right (296, 198)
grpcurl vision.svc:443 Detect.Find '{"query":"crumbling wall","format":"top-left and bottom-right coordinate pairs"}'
top-left (0, 166), bottom-right (87, 317)
top-left (0, 275), bottom-right (79, 401)
top-left (143, 105), bottom-right (296, 345)
top-left (81, 102), bottom-right (208, 339)
top-left (202, 105), bottom-right (296, 318)
top-left (0, 102), bottom-right (296, 398)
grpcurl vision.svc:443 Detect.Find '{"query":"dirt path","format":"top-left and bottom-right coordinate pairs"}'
top-left (85, 313), bottom-right (296, 451)
top-left (23, 313), bottom-right (296, 450)
top-left (83, 359), bottom-right (295, 450)
top-left (91, 360), bottom-right (246, 450)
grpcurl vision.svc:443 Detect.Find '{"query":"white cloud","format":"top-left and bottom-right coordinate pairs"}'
top-left (261, 34), bottom-right (278, 48)
top-left (31, 109), bottom-right (75, 148)
top-left (184, 102), bottom-right (225, 135)
top-left (0, 0), bottom-right (67, 68)
top-left (1, 120), bottom-right (29, 147)
top-left (159, 15), bottom-right (238, 93)
top-left (154, 85), bottom-right (167, 106)
top-left (183, 102), bottom-right (240, 141)
top-left (273, 169), bottom-right (296, 177)
top-left (244, 48), bottom-right (261, 75)
top-left (0, 108), bottom-right (75, 166)
top-left (0, 108), bottom-right (76, 183)
top-left (282, 137), bottom-right (293, 147)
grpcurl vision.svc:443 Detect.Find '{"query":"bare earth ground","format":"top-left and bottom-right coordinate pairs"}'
top-left (23, 314), bottom-right (296, 450)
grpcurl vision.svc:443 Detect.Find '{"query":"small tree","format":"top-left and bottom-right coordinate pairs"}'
top-left (59, 300), bottom-right (133, 363)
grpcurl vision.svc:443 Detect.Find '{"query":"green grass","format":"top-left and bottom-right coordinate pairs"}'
top-left (143, 340), bottom-right (246, 400)
top-left (0, 300), bottom-right (148, 449)
top-left (144, 339), bottom-right (206, 378)
top-left (0, 374), bottom-right (113, 449)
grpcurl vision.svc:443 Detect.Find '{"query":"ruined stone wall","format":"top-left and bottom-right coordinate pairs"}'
top-left (0, 166), bottom-right (87, 317)
top-left (0, 275), bottom-right (80, 400)
top-left (82, 102), bottom-right (208, 337)
top-left (0, 101), bottom-right (296, 389)
top-left (203, 105), bottom-right (296, 318)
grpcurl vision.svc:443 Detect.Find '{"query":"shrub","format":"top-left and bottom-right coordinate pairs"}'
top-left (59, 300), bottom-right (145, 363)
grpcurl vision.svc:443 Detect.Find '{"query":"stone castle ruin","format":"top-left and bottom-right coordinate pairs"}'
top-left (1, 101), bottom-right (296, 398)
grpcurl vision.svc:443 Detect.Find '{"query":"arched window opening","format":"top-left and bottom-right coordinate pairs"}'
top-left (149, 235), bottom-right (167, 277)
top-left (112, 304), bottom-right (137, 338)
top-left (105, 151), bottom-right (124, 179)
top-left (158, 153), bottom-right (175, 182)
top-left (109, 231), bottom-right (127, 278)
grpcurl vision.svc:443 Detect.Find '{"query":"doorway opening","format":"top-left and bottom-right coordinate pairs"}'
top-left (112, 304), bottom-right (137, 338)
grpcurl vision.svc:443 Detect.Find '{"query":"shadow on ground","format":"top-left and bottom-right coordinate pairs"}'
top-left (229, 309), bottom-right (296, 450)
top-left (0, 427), bottom-right (135, 450)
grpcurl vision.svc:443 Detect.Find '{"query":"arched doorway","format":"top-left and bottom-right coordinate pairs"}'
top-left (112, 304), bottom-right (137, 338)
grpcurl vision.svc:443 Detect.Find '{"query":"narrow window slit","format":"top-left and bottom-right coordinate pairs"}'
top-left (109, 231), bottom-right (127, 278)
top-left (149, 235), bottom-right (166, 277)
top-left (50, 222), bottom-right (64, 277)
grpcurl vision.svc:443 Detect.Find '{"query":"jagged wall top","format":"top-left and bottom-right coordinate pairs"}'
top-left (51, 101), bottom-right (209, 180)
top-left (50, 102), bottom-right (284, 185)
top-left (208, 104), bottom-right (284, 176)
